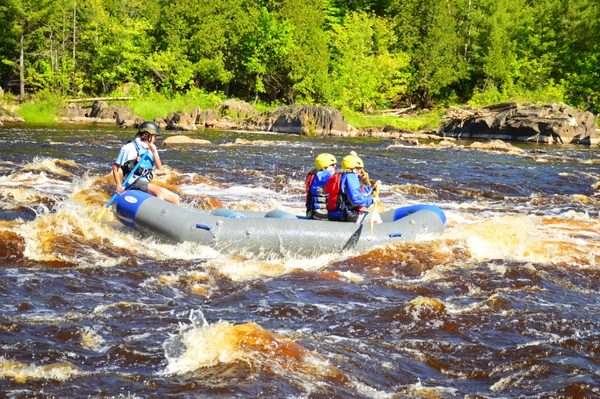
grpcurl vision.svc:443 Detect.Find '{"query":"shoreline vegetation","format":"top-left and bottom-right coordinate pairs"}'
top-left (0, 90), bottom-right (599, 145)
top-left (7, 91), bottom-right (445, 132)
top-left (2, 1), bottom-right (598, 131)
top-left (6, 91), bottom-right (598, 128)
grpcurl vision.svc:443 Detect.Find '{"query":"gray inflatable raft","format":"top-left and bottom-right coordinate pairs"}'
top-left (115, 190), bottom-right (446, 257)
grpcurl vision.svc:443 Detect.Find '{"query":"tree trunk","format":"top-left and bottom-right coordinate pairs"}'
top-left (19, 34), bottom-right (25, 102)
top-left (50, 29), bottom-right (55, 74)
top-left (71, 0), bottom-right (77, 89)
top-left (464, 0), bottom-right (472, 59)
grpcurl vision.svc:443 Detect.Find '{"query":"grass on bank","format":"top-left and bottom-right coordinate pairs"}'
top-left (13, 87), bottom-right (592, 132)
top-left (128, 90), bottom-right (225, 121)
top-left (16, 96), bottom-right (63, 124)
top-left (11, 90), bottom-right (227, 125)
top-left (342, 107), bottom-right (444, 131)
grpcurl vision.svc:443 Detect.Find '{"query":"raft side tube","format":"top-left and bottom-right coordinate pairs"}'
top-left (114, 193), bottom-right (215, 244)
top-left (114, 191), bottom-right (446, 256)
top-left (114, 190), bottom-right (153, 228)
top-left (211, 208), bottom-right (247, 219)
top-left (390, 204), bottom-right (446, 225)
top-left (134, 197), bottom-right (216, 244)
top-left (264, 210), bottom-right (300, 219)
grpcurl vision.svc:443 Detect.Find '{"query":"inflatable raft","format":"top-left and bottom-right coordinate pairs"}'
top-left (114, 190), bottom-right (446, 256)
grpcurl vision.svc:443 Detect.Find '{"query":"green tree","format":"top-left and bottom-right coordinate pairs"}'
top-left (555, 0), bottom-right (600, 112)
top-left (0, 0), bottom-right (22, 91)
top-left (0, 0), bottom-right (63, 99)
top-left (328, 11), bottom-right (409, 111)
top-left (155, 0), bottom-right (255, 95)
top-left (76, 0), bottom-right (154, 94)
top-left (477, 0), bottom-right (523, 89)
top-left (275, 0), bottom-right (329, 103)
top-left (240, 7), bottom-right (294, 103)
top-left (387, 0), bottom-right (468, 106)
top-left (514, 0), bottom-right (559, 89)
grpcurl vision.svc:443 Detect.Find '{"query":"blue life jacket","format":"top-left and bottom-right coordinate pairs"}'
top-left (122, 140), bottom-right (154, 179)
top-left (305, 169), bottom-right (333, 219)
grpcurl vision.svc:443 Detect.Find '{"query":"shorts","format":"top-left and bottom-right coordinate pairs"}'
top-left (126, 177), bottom-right (149, 192)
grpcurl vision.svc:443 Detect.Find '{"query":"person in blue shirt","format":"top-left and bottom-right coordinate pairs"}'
top-left (325, 153), bottom-right (380, 223)
top-left (305, 153), bottom-right (337, 219)
top-left (112, 121), bottom-right (180, 205)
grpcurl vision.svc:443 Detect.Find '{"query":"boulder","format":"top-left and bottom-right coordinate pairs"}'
top-left (113, 107), bottom-right (143, 128)
top-left (88, 101), bottom-right (132, 121)
top-left (197, 109), bottom-right (218, 127)
top-left (441, 103), bottom-right (598, 145)
top-left (218, 99), bottom-right (258, 120)
top-left (191, 106), bottom-right (200, 123)
top-left (163, 135), bottom-right (211, 145)
top-left (165, 111), bottom-right (197, 131)
top-left (60, 101), bottom-right (142, 127)
top-left (0, 106), bottom-right (25, 123)
top-left (469, 139), bottom-right (525, 153)
top-left (60, 103), bottom-right (88, 119)
top-left (264, 105), bottom-right (351, 136)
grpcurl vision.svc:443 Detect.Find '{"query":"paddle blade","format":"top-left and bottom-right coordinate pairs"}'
top-left (369, 198), bottom-right (384, 234)
top-left (97, 193), bottom-right (120, 222)
top-left (96, 206), bottom-right (108, 222)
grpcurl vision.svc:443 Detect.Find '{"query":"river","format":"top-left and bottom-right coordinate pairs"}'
top-left (0, 124), bottom-right (598, 398)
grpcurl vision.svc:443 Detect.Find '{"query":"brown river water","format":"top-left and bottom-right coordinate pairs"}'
top-left (0, 124), bottom-right (599, 398)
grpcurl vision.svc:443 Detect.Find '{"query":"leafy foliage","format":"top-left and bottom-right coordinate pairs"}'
top-left (0, 0), bottom-right (598, 113)
top-left (327, 11), bottom-right (409, 111)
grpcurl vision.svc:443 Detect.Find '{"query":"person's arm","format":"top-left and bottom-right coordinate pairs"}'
top-left (113, 145), bottom-right (129, 193)
top-left (112, 164), bottom-right (124, 193)
top-left (345, 174), bottom-right (373, 207)
top-left (148, 139), bottom-right (162, 169)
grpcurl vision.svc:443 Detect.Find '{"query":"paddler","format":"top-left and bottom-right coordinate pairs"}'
top-left (305, 153), bottom-right (338, 220)
top-left (324, 152), bottom-right (381, 223)
top-left (112, 121), bottom-right (180, 205)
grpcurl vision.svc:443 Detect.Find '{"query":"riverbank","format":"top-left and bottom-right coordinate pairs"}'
top-left (3, 95), bottom-right (443, 132)
top-left (1, 93), bottom-right (598, 145)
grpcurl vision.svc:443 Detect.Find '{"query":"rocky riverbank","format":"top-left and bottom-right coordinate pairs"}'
top-left (440, 102), bottom-right (598, 145)
top-left (2, 97), bottom-right (598, 145)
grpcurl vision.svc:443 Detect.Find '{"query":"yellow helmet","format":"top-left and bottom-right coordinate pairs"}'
top-left (341, 154), bottom-right (364, 170)
top-left (315, 153), bottom-right (337, 170)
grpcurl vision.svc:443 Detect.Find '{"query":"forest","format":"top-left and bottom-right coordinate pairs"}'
top-left (0, 0), bottom-right (598, 114)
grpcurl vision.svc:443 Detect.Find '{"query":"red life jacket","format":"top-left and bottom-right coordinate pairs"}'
top-left (325, 172), bottom-right (345, 211)
top-left (325, 172), bottom-right (369, 218)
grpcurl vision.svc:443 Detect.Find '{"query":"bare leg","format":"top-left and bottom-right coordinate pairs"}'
top-left (147, 183), bottom-right (180, 205)
top-left (161, 188), bottom-right (180, 205)
top-left (146, 183), bottom-right (165, 200)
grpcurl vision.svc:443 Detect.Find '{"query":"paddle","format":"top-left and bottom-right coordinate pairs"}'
top-left (369, 181), bottom-right (384, 233)
top-left (341, 168), bottom-right (381, 250)
top-left (342, 211), bottom-right (369, 250)
top-left (97, 152), bottom-right (150, 221)
top-left (359, 169), bottom-right (383, 233)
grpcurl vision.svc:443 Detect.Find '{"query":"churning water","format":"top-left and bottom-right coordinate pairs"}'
top-left (0, 124), bottom-right (598, 398)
